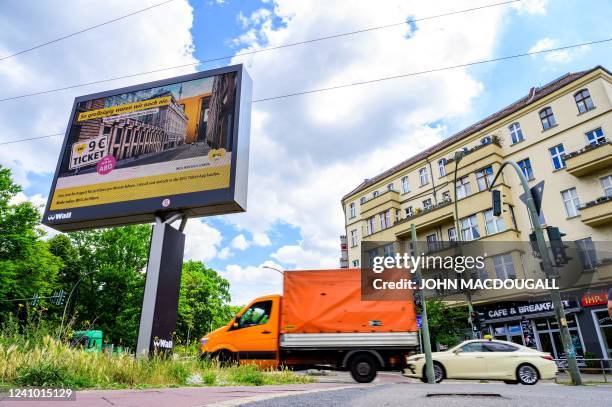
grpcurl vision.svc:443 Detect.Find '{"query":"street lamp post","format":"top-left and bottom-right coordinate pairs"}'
top-left (452, 149), bottom-right (477, 338)
top-left (411, 223), bottom-right (436, 384)
top-left (59, 270), bottom-right (96, 338)
top-left (262, 265), bottom-right (284, 275)
top-left (489, 160), bottom-right (582, 386)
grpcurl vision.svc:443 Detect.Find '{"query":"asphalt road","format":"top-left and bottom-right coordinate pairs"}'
top-left (242, 382), bottom-right (612, 407)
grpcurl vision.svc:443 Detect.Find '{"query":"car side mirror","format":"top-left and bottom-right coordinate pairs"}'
top-left (453, 348), bottom-right (462, 354)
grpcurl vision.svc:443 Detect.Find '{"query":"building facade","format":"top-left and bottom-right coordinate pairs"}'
top-left (342, 66), bottom-right (612, 360)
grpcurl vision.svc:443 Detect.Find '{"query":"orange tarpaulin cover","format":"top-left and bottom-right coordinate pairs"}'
top-left (280, 269), bottom-right (417, 334)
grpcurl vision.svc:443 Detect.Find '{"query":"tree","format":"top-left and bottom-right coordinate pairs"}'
top-left (176, 260), bottom-right (234, 343)
top-left (425, 299), bottom-right (470, 348)
top-left (0, 166), bottom-right (62, 316)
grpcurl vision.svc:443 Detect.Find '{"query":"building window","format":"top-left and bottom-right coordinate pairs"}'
top-left (352, 260), bottom-right (359, 267)
top-left (348, 203), bottom-right (356, 218)
top-left (387, 183), bottom-right (394, 191)
top-left (350, 229), bottom-right (358, 247)
top-left (576, 237), bottom-right (597, 270)
top-left (476, 166), bottom-right (494, 191)
top-left (441, 191), bottom-right (451, 202)
top-left (448, 227), bottom-right (457, 242)
top-left (493, 254), bottom-right (516, 280)
top-left (460, 215), bottom-right (480, 241)
top-left (509, 122), bottom-right (524, 144)
top-left (366, 217), bottom-right (376, 235)
top-left (539, 107), bottom-right (556, 130)
top-left (484, 209), bottom-right (506, 235)
top-left (438, 159), bottom-right (447, 177)
top-left (379, 210), bottom-right (392, 230)
top-left (455, 176), bottom-right (472, 199)
top-left (401, 176), bottom-right (410, 193)
top-left (574, 89), bottom-right (595, 113)
top-left (373, 191), bottom-right (379, 198)
top-left (561, 187), bottom-right (580, 217)
top-left (360, 196), bottom-right (366, 205)
top-left (601, 175), bottom-right (612, 197)
top-left (481, 136), bottom-right (492, 145)
top-left (549, 144), bottom-right (566, 170)
top-left (419, 168), bottom-right (429, 186)
top-left (422, 198), bottom-right (432, 210)
top-left (517, 158), bottom-right (534, 180)
top-left (405, 206), bottom-right (414, 217)
top-left (426, 233), bottom-right (438, 252)
top-left (586, 127), bottom-right (605, 146)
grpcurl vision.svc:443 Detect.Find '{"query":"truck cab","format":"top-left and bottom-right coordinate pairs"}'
top-left (200, 295), bottom-right (281, 369)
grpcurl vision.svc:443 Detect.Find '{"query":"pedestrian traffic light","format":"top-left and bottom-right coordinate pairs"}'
top-left (546, 226), bottom-right (572, 266)
top-left (470, 311), bottom-right (483, 330)
top-left (492, 189), bottom-right (502, 216)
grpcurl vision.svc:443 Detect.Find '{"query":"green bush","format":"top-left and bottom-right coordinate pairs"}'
top-left (16, 362), bottom-right (71, 387)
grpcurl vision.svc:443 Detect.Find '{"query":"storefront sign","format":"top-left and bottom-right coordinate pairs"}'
top-left (480, 299), bottom-right (578, 321)
top-left (580, 292), bottom-right (608, 307)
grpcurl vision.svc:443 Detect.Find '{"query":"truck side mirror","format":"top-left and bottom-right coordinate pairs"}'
top-left (232, 322), bottom-right (239, 328)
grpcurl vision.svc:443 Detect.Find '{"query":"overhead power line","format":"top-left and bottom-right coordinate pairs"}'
top-left (0, 0), bottom-right (177, 61)
top-left (0, 37), bottom-right (608, 147)
top-left (0, 0), bottom-right (520, 102)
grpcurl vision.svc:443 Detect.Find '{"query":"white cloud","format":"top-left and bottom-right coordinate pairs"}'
top-left (0, 0), bottom-right (197, 187)
top-left (271, 243), bottom-right (331, 269)
top-left (231, 234), bottom-right (250, 250)
top-left (219, 0), bottom-right (509, 269)
top-left (252, 231), bottom-right (271, 247)
top-left (221, 260), bottom-right (283, 305)
top-left (183, 220), bottom-right (224, 262)
top-left (528, 37), bottom-right (590, 64)
top-left (512, 0), bottom-right (548, 15)
top-left (217, 246), bottom-right (232, 259)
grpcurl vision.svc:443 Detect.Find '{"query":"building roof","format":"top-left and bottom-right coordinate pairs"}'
top-left (342, 65), bottom-right (610, 202)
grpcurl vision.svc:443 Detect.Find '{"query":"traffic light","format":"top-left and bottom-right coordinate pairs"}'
top-left (492, 189), bottom-right (502, 216)
top-left (529, 231), bottom-right (541, 258)
top-left (470, 311), bottom-right (483, 331)
top-left (52, 290), bottom-right (66, 306)
top-left (546, 226), bottom-right (572, 266)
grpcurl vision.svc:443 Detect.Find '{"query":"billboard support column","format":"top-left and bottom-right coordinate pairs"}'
top-left (136, 214), bottom-right (186, 357)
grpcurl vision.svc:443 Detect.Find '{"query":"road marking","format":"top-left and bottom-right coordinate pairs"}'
top-left (204, 384), bottom-right (373, 407)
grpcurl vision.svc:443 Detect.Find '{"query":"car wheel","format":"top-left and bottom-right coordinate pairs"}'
top-left (516, 364), bottom-right (539, 385)
top-left (423, 362), bottom-right (445, 383)
top-left (503, 380), bottom-right (519, 384)
top-left (349, 354), bottom-right (378, 383)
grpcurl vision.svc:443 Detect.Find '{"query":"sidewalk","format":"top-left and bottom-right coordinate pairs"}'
top-left (555, 372), bottom-right (612, 384)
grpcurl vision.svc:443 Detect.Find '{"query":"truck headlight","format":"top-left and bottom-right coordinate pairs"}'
top-left (200, 337), bottom-right (209, 346)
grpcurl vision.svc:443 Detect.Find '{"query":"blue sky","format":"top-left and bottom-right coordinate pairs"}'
top-left (1, 0), bottom-right (611, 304)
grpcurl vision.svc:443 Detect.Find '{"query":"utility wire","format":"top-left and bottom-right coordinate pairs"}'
top-left (0, 37), bottom-right (608, 147)
top-left (0, 0), bottom-right (520, 102)
top-left (0, 0), bottom-right (177, 61)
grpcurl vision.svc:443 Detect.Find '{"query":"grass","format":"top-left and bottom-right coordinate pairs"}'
top-left (0, 336), bottom-right (315, 390)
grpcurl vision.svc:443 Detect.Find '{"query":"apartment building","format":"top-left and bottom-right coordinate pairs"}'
top-left (341, 65), bottom-right (612, 360)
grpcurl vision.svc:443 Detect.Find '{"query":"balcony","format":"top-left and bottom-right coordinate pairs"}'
top-left (564, 140), bottom-right (612, 177)
top-left (580, 196), bottom-right (612, 227)
top-left (444, 138), bottom-right (503, 176)
top-left (360, 189), bottom-right (400, 218)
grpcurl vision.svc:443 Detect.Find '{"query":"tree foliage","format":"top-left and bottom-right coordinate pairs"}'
top-left (0, 166), bottom-right (62, 315)
top-left (425, 299), bottom-right (470, 348)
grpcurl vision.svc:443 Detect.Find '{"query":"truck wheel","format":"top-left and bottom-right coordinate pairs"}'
top-left (214, 350), bottom-right (235, 367)
top-left (349, 354), bottom-right (378, 383)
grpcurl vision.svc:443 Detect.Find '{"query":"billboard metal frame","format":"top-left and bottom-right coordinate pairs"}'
top-left (42, 64), bottom-right (251, 231)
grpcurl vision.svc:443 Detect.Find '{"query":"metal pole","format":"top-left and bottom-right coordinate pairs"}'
top-left (411, 223), bottom-right (435, 384)
top-left (489, 160), bottom-right (582, 385)
top-left (452, 151), bottom-right (476, 338)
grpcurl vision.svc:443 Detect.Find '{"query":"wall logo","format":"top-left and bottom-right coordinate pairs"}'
top-left (47, 212), bottom-right (72, 221)
top-left (153, 338), bottom-right (173, 349)
top-left (162, 198), bottom-right (171, 208)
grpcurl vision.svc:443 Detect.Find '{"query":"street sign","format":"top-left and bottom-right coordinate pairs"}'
top-left (416, 314), bottom-right (422, 328)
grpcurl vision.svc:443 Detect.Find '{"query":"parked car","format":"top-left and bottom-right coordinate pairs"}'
top-left (404, 338), bottom-right (557, 385)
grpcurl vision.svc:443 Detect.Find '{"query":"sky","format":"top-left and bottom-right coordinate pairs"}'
top-left (1, 0), bottom-right (611, 305)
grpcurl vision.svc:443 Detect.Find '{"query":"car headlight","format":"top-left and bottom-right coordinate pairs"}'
top-left (408, 356), bottom-right (424, 362)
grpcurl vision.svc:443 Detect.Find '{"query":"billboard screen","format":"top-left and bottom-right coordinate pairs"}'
top-left (43, 65), bottom-right (251, 231)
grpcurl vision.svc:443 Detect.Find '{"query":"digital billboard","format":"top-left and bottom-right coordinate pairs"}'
top-left (43, 65), bottom-right (251, 231)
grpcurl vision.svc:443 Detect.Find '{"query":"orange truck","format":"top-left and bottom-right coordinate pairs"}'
top-left (199, 269), bottom-right (418, 382)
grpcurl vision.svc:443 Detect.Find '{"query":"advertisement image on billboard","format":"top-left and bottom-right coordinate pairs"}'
top-left (43, 65), bottom-right (251, 231)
